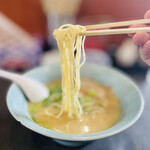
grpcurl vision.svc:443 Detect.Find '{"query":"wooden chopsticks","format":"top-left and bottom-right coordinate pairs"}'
top-left (81, 27), bottom-right (150, 36)
top-left (80, 19), bottom-right (150, 36)
top-left (85, 19), bottom-right (150, 30)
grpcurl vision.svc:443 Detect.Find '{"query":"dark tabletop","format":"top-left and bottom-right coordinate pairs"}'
top-left (0, 74), bottom-right (150, 150)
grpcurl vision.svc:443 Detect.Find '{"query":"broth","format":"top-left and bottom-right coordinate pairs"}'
top-left (28, 79), bottom-right (122, 134)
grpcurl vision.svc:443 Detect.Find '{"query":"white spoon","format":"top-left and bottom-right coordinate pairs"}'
top-left (0, 69), bottom-right (49, 103)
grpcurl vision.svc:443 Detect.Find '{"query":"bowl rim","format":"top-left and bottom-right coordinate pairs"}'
top-left (6, 63), bottom-right (144, 141)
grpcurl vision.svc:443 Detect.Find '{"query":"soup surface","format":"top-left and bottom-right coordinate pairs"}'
top-left (28, 79), bottom-right (122, 134)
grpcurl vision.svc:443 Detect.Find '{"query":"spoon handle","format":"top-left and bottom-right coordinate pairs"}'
top-left (0, 69), bottom-right (49, 103)
top-left (0, 69), bottom-right (22, 83)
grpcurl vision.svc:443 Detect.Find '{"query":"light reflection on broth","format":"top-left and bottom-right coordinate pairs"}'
top-left (28, 79), bottom-right (122, 134)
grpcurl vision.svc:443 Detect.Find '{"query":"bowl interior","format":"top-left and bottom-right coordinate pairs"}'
top-left (7, 64), bottom-right (144, 141)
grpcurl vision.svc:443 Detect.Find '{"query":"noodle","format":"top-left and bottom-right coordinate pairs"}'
top-left (53, 24), bottom-right (86, 118)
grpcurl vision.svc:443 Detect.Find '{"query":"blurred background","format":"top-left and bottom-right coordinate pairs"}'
top-left (0, 0), bottom-right (150, 74)
top-left (1, 1), bottom-right (150, 149)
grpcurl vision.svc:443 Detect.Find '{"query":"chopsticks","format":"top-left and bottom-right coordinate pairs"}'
top-left (80, 19), bottom-right (150, 36)
top-left (81, 27), bottom-right (150, 36)
top-left (85, 19), bottom-right (150, 30)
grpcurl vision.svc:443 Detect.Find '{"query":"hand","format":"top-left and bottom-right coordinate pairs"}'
top-left (129, 10), bottom-right (150, 66)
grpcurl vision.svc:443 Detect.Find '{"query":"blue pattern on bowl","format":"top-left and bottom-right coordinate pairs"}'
top-left (6, 64), bottom-right (144, 147)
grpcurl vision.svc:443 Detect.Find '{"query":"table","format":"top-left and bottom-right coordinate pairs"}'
top-left (0, 75), bottom-right (149, 150)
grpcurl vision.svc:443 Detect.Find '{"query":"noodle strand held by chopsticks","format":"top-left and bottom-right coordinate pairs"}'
top-left (54, 25), bottom-right (86, 118)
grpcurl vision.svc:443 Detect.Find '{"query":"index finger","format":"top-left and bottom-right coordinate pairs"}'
top-left (144, 10), bottom-right (150, 19)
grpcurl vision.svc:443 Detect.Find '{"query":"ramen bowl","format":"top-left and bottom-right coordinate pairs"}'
top-left (7, 64), bottom-right (144, 147)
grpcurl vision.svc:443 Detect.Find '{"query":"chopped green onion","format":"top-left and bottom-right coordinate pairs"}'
top-left (50, 86), bottom-right (62, 94)
top-left (30, 103), bottom-right (42, 113)
top-left (87, 90), bottom-right (97, 97)
top-left (84, 96), bottom-right (92, 102)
